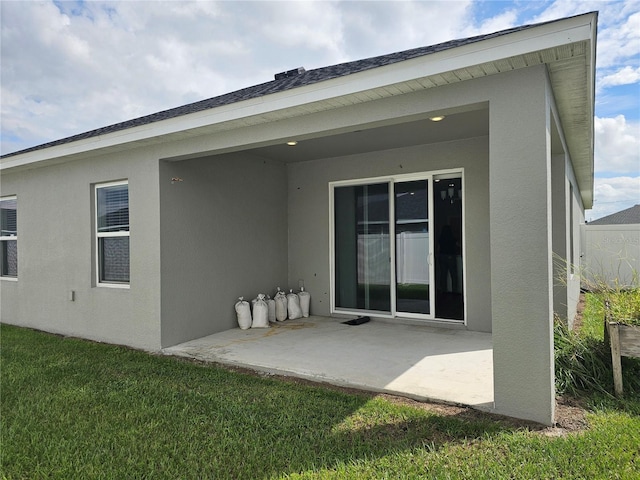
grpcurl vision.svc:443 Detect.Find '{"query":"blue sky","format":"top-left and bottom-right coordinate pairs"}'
top-left (1, 0), bottom-right (638, 220)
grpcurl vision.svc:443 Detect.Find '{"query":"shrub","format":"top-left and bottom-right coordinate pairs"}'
top-left (604, 289), bottom-right (640, 326)
top-left (554, 318), bottom-right (614, 397)
top-left (554, 305), bottom-right (640, 398)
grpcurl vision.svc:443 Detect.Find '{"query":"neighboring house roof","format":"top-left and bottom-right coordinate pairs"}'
top-left (588, 205), bottom-right (640, 225)
top-left (0, 12), bottom-right (597, 207)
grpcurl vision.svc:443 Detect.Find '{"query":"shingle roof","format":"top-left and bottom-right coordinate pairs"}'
top-left (588, 205), bottom-right (640, 225)
top-left (1, 14), bottom-right (587, 159)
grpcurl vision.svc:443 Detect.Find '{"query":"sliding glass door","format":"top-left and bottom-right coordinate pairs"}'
top-left (433, 175), bottom-right (464, 320)
top-left (334, 183), bottom-right (391, 312)
top-left (332, 172), bottom-right (464, 322)
top-left (395, 180), bottom-right (431, 315)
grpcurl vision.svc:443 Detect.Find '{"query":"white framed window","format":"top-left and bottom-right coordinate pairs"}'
top-left (95, 181), bottom-right (129, 286)
top-left (0, 196), bottom-right (18, 279)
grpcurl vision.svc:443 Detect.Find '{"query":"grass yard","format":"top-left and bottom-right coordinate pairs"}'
top-left (2, 297), bottom-right (639, 479)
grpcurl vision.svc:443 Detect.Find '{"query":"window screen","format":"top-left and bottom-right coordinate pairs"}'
top-left (96, 182), bottom-right (129, 284)
top-left (0, 197), bottom-right (17, 277)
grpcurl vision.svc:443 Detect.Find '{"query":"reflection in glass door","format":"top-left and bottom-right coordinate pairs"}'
top-left (433, 176), bottom-right (464, 320)
top-left (395, 180), bottom-right (430, 315)
top-left (334, 183), bottom-right (391, 313)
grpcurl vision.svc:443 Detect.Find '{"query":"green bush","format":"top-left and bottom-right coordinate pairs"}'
top-left (605, 289), bottom-right (640, 326)
top-left (554, 319), bottom-right (614, 397)
top-left (554, 292), bottom-right (640, 398)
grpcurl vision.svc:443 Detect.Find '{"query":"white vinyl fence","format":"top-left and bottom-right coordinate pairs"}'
top-left (582, 224), bottom-right (639, 288)
top-left (356, 232), bottom-right (430, 286)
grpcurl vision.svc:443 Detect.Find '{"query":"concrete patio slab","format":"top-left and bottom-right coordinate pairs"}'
top-left (162, 317), bottom-right (494, 410)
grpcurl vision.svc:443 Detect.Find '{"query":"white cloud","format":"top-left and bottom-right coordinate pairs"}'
top-left (593, 9), bottom-right (640, 69)
top-left (594, 115), bottom-right (640, 174)
top-left (256, 2), bottom-right (345, 53)
top-left (338, 1), bottom-right (472, 57)
top-left (599, 66), bottom-right (640, 88)
top-left (587, 176), bottom-right (640, 221)
top-left (462, 9), bottom-right (519, 36)
top-left (530, 0), bottom-right (598, 23)
top-left (0, 1), bottom-right (273, 151)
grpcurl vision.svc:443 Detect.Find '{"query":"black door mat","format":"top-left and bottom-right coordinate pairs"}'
top-left (342, 316), bottom-right (370, 326)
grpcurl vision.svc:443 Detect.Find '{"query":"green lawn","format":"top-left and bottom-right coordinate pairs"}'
top-left (2, 299), bottom-right (639, 479)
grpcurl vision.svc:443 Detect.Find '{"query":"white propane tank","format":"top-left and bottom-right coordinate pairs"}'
top-left (235, 297), bottom-right (252, 330)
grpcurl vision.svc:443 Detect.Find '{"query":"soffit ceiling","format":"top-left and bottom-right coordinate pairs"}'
top-left (247, 109), bottom-right (489, 163)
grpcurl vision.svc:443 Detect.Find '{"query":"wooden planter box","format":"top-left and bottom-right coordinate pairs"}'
top-left (605, 321), bottom-right (640, 397)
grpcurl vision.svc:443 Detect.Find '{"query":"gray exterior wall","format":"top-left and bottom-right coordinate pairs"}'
top-left (488, 65), bottom-right (555, 424)
top-left (552, 153), bottom-right (584, 328)
top-left (567, 183), bottom-right (585, 323)
top-left (159, 153), bottom-right (288, 347)
top-left (0, 148), bottom-right (162, 350)
top-left (552, 153), bottom-right (570, 322)
top-left (287, 136), bottom-right (491, 332)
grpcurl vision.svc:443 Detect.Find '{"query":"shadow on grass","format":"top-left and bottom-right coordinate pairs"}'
top-left (1, 324), bottom-right (538, 479)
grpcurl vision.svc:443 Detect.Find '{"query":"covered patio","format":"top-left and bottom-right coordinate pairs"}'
top-left (162, 317), bottom-right (494, 410)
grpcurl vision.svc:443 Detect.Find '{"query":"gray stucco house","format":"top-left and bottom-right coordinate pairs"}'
top-left (0, 12), bottom-right (597, 425)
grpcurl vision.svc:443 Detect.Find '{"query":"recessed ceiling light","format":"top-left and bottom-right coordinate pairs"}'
top-left (286, 140), bottom-right (298, 146)
top-left (429, 116), bottom-right (445, 122)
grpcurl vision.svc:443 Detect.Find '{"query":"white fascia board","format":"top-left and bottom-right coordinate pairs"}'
top-left (1, 13), bottom-right (596, 172)
top-left (583, 14), bottom-right (597, 207)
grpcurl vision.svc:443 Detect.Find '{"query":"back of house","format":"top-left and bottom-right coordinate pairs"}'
top-left (1, 12), bottom-right (598, 426)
